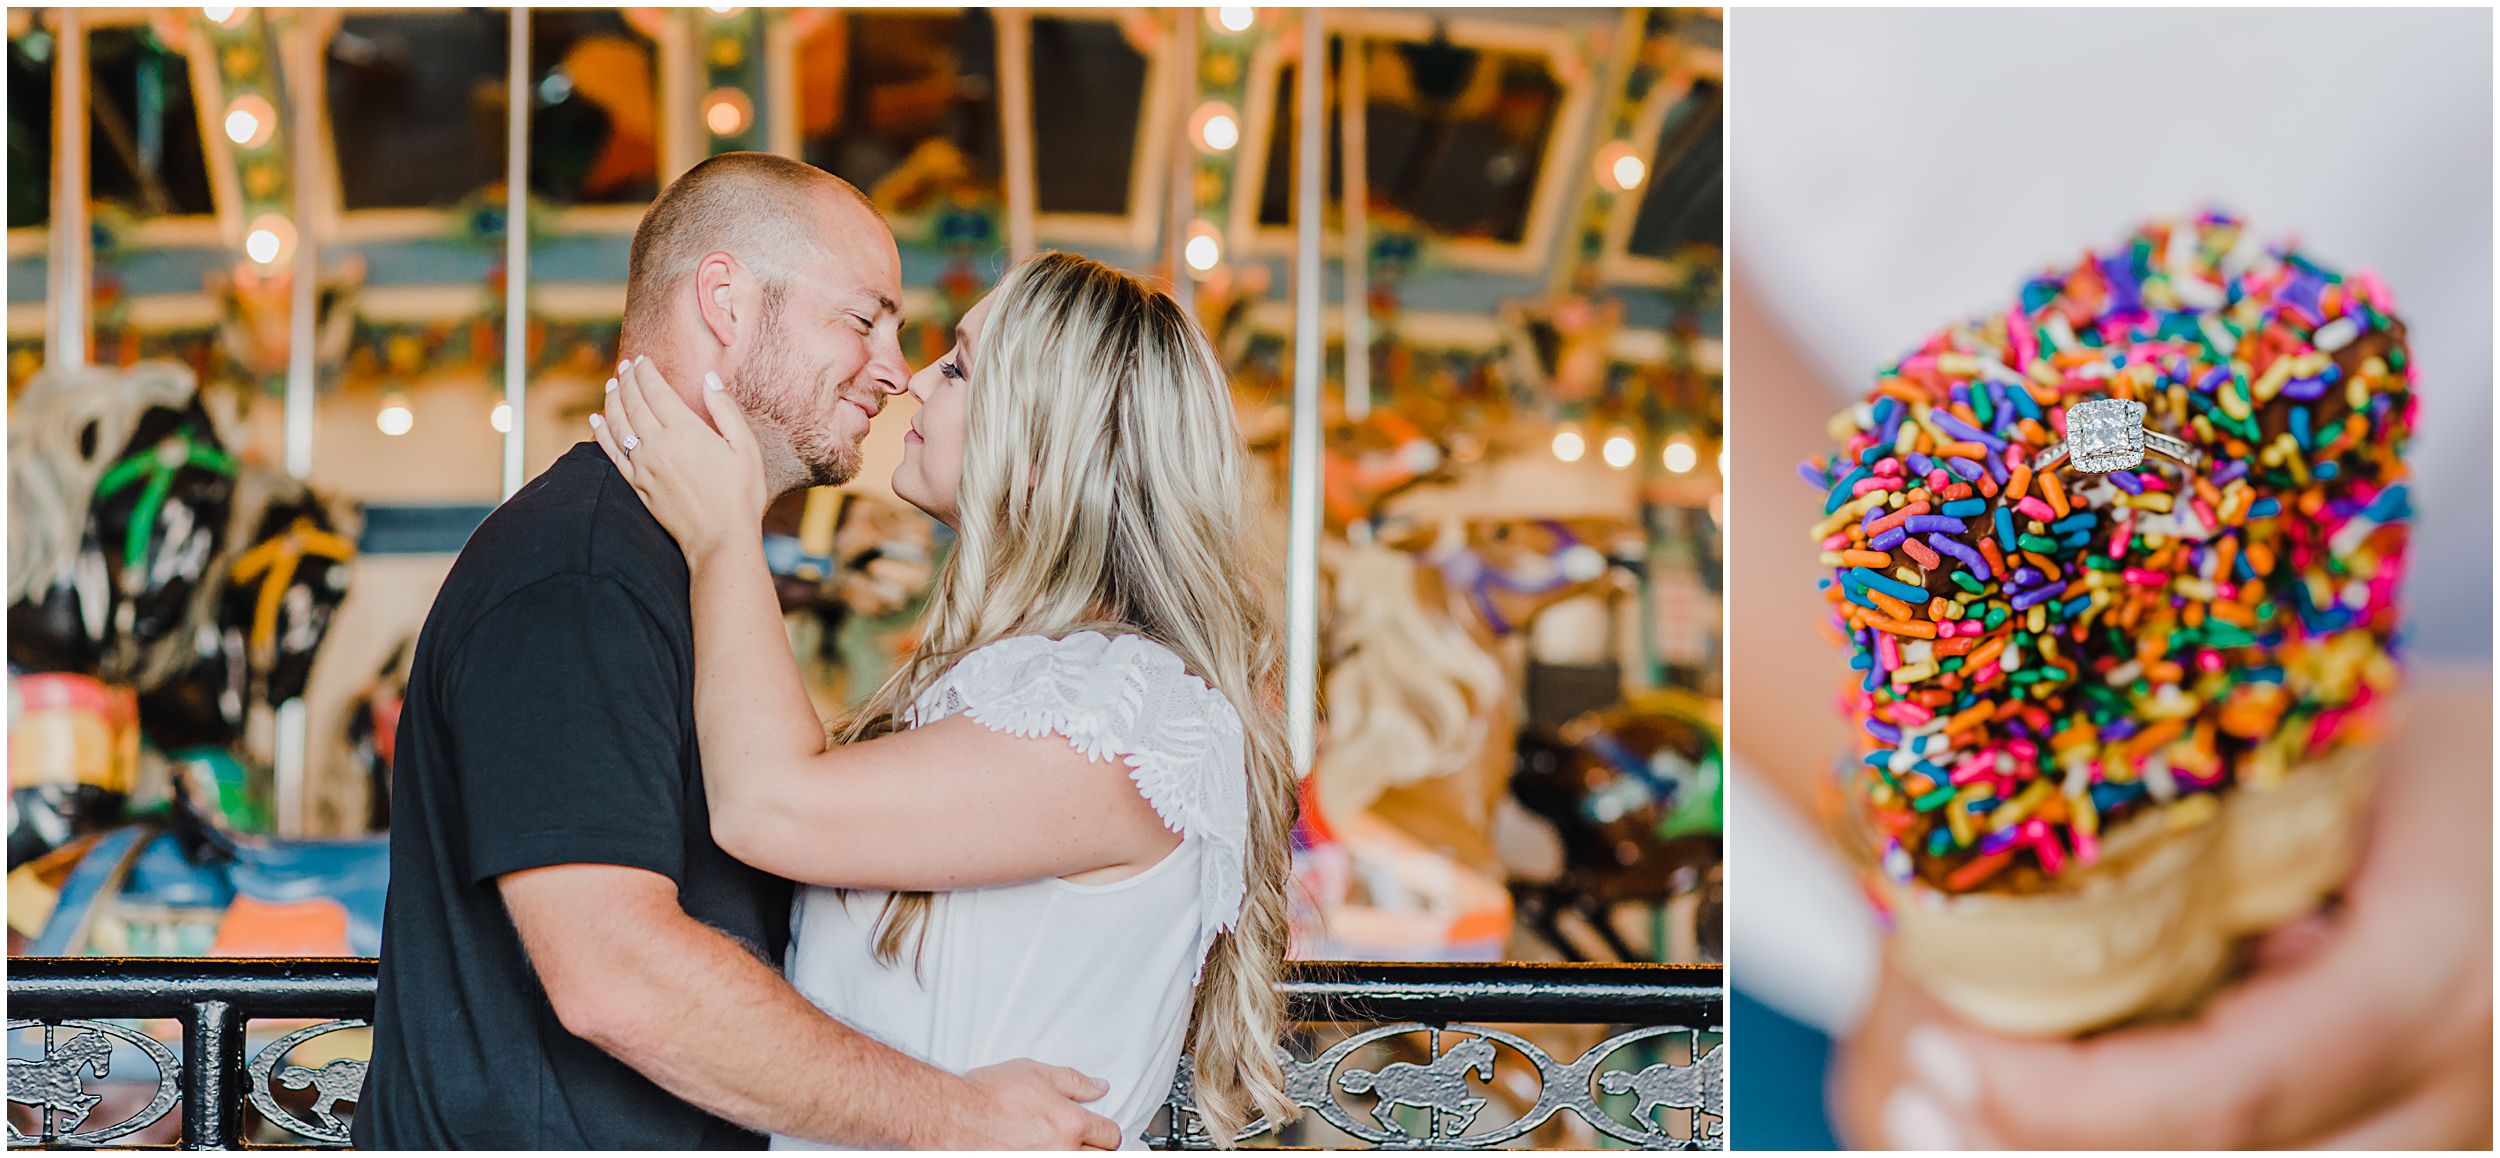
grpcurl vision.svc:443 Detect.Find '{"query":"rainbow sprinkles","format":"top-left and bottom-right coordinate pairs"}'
top-left (1801, 211), bottom-right (2416, 897)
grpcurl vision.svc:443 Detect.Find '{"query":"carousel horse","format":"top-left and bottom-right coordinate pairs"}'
top-left (1507, 699), bottom-right (1723, 962)
top-left (12, 759), bottom-right (387, 958)
top-left (7, 361), bottom-right (227, 681)
top-left (207, 256), bottom-right (365, 385)
top-left (137, 468), bottom-right (358, 760)
top-left (1356, 514), bottom-right (1644, 867)
top-left (1598, 1041), bottom-right (1726, 1141)
top-left (7, 672), bottom-right (140, 873)
top-left (1496, 274), bottom-right (1624, 409)
top-left (7, 1028), bottom-right (111, 1131)
top-left (274, 1058), bottom-right (369, 1136)
top-left (1295, 514), bottom-right (1638, 962)
top-left (1336, 1035), bottom-right (1499, 1138)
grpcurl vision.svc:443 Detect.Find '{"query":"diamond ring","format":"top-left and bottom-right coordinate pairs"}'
top-left (2031, 398), bottom-right (2204, 475)
top-left (620, 434), bottom-right (641, 456)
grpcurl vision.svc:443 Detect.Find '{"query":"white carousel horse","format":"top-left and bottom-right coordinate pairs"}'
top-left (7, 1028), bottom-right (111, 1131)
top-left (1336, 1034), bottom-right (1499, 1138)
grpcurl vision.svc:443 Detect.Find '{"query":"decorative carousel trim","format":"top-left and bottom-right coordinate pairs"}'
top-left (5, 1018), bottom-right (185, 1146)
top-left (1150, 1022), bottom-right (1725, 1150)
top-left (245, 1018), bottom-right (372, 1144)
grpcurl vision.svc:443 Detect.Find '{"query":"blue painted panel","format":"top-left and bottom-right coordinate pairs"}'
top-left (358, 503), bottom-right (495, 556)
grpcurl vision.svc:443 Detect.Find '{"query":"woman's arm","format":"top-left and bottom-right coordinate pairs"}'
top-left (593, 358), bottom-right (1178, 891)
top-left (680, 535), bottom-right (1179, 889)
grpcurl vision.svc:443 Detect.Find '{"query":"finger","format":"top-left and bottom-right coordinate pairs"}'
top-left (1961, 910), bottom-right (2433, 1150)
top-left (2308, 1033), bottom-right (2491, 1149)
top-left (1964, 683), bottom-right (2495, 1150)
top-left (1047, 1066), bottom-right (1110, 1102)
top-left (1076, 1110), bottom-right (1122, 1151)
top-left (616, 356), bottom-right (668, 432)
top-left (699, 371), bottom-right (757, 449)
top-left (2247, 909), bottom-right (2337, 973)
top-left (628, 355), bottom-right (701, 427)
top-left (588, 413), bottom-right (633, 481)
top-left (601, 374), bottom-right (640, 453)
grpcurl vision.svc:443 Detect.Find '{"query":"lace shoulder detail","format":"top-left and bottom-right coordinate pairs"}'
top-left (908, 631), bottom-right (1249, 977)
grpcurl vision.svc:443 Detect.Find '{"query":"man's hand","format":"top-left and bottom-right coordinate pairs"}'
top-left (1833, 670), bottom-right (2493, 1149)
top-left (947, 1060), bottom-right (1124, 1150)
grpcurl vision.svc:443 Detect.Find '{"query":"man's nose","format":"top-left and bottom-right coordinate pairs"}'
top-left (872, 337), bottom-right (911, 395)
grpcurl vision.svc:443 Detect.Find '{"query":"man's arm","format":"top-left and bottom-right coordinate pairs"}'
top-left (502, 862), bottom-right (1122, 1149)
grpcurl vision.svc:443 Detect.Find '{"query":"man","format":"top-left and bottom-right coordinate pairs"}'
top-left (357, 153), bottom-right (1121, 1149)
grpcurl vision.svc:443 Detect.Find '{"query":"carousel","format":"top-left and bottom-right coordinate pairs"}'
top-left (5, 6), bottom-right (1723, 1148)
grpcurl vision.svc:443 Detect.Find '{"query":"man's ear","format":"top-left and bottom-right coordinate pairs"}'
top-left (694, 252), bottom-right (743, 350)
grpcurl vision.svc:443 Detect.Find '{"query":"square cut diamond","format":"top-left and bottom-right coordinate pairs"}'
top-left (2066, 398), bottom-right (2146, 472)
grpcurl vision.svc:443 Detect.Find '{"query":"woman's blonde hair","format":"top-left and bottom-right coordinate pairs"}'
top-left (838, 251), bottom-right (1297, 1142)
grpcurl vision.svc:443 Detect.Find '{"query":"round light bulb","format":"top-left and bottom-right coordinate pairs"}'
top-left (203, 7), bottom-right (242, 26)
top-left (1215, 7), bottom-right (1255, 33)
top-left (1663, 437), bottom-right (1698, 474)
top-left (704, 89), bottom-right (752, 137)
top-left (223, 106), bottom-right (259, 145)
top-left (1718, 447), bottom-right (1728, 476)
top-left (1552, 429), bottom-right (1586, 464)
top-left (1611, 153), bottom-right (1647, 192)
top-left (1184, 223), bottom-right (1223, 273)
top-left (1200, 111), bottom-right (1240, 152)
top-left (378, 402), bottom-right (414, 437)
top-left (1602, 434), bottom-right (1635, 470)
top-left (243, 213), bottom-right (294, 265)
top-left (490, 401), bottom-right (513, 433)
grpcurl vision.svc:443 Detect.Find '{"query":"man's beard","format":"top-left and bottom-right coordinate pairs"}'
top-left (731, 316), bottom-right (865, 493)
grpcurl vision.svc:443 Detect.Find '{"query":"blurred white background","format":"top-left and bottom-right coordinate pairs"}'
top-left (1734, 5), bottom-right (2492, 661)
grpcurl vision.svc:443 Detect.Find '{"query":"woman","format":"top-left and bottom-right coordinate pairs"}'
top-left (587, 251), bottom-right (1297, 1148)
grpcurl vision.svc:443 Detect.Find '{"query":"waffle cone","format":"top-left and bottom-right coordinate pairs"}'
top-left (1857, 744), bottom-right (2379, 1037)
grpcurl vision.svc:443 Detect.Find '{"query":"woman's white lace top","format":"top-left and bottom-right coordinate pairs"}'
top-left (771, 632), bottom-right (1251, 1151)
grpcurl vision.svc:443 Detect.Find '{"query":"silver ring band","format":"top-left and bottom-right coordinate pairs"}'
top-left (620, 434), bottom-right (641, 456)
top-left (2031, 399), bottom-right (2205, 475)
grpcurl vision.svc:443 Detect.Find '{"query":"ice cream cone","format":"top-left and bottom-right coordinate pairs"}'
top-left (1852, 790), bottom-right (2231, 1037)
top-left (1851, 738), bottom-right (2380, 1037)
top-left (2214, 739), bottom-right (2377, 935)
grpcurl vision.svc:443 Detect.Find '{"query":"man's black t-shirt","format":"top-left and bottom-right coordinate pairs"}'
top-left (355, 444), bottom-right (793, 1150)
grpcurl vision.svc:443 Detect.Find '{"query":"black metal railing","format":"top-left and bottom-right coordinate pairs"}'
top-left (8, 957), bottom-right (1723, 1150)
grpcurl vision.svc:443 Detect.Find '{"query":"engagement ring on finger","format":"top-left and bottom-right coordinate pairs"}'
top-left (621, 434), bottom-right (641, 456)
top-left (2032, 398), bottom-right (2204, 474)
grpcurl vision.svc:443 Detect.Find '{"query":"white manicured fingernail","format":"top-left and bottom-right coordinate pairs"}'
top-left (1881, 1085), bottom-right (1960, 1150)
top-left (617, 358), bottom-right (631, 374)
top-left (704, 372), bottom-right (724, 392)
top-left (589, 413), bottom-right (603, 428)
top-left (605, 378), bottom-right (618, 393)
top-left (1905, 1026), bottom-right (1980, 1110)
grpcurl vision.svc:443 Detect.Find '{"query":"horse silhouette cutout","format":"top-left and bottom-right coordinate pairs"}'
top-left (8, 1029), bottom-right (112, 1133)
top-left (274, 1057), bottom-right (367, 1135)
top-left (1597, 1046), bottom-right (1725, 1141)
top-left (1336, 1035), bottom-right (1499, 1138)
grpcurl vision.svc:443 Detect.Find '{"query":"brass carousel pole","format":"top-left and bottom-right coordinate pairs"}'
top-left (47, 7), bottom-right (88, 369)
top-left (1283, 9), bottom-right (1325, 774)
top-left (503, 7), bottom-right (531, 500)
top-left (275, 9), bottom-right (325, 835)
top-left (998, 12), bottom-right (1037, 263)
top-left (1165, 10), bottom-right (1198, 314)
top-left (1339, 24), bottom-right (1368, 422)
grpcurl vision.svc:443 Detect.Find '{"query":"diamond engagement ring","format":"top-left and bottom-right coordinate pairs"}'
top-left (620, 434), bottom-right (641, 456)
top-left (2031, 398), bottom-right (2204, 474)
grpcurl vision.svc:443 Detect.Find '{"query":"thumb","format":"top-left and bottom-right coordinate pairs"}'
top-left (701, 372), bottom-right (757, 450)
top-left (1049, 1066), bottom-right (1110, 1101)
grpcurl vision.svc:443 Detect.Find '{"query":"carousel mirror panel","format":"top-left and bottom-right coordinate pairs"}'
top-left (7, 6), bottom-right (1724, 1150)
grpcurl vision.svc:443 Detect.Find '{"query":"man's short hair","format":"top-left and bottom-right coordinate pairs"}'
top-left (620, 152), bottom-right (878, 348)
